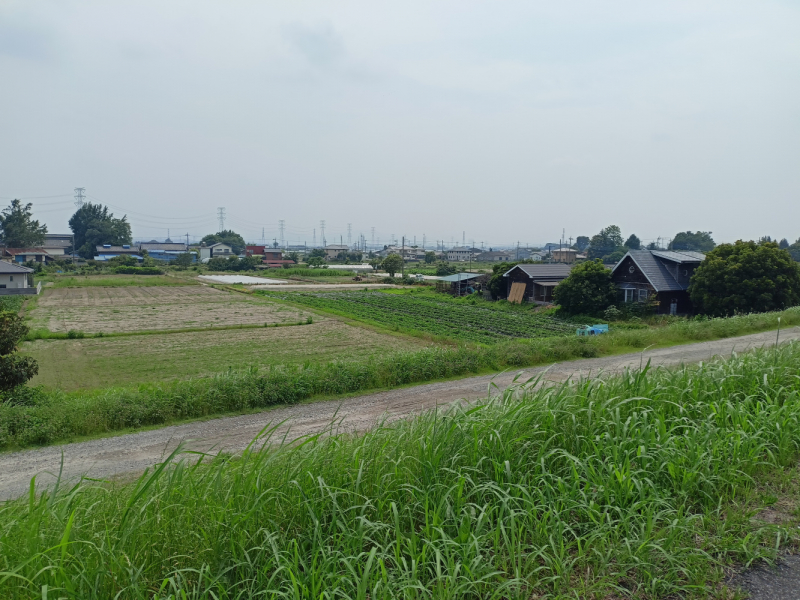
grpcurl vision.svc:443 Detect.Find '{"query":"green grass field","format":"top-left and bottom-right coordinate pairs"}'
top-left (1, 343), bottom-right (799, 598)
top-left (24, 319), bottom-right (427, 390)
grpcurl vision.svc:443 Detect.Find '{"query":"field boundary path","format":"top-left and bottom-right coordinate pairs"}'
top-left (2, 328), bottom-right (799, 501)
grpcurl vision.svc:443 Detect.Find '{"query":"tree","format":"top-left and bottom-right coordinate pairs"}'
top-left (552, 259), bottom-right (618, 316)
top-left (689, 241), bottom-right (800, 316)
top-left (435, 261), bottom-right (457, 277)
top-left (624, 234), bottom-right (641, 250)
top-left (575, 236), bottom-right (590, 252)
top-left (287, 252), bottom-right (299, 263)
top-left (779, 239), bottom-right (789, 250)
top-left (487, 262), bottom-right (517, 299)
top-left (174, 252), bottom-right (193, 269)
top-left (307, 256), bottom-right (325, 268)
top-left (200, 230), bottom-right (246, 254)
top-left (69, 203), bottom-right (132, 259)
top-left (587, 225), bottom-right (624, 260)
top-left (0, 311), bottom-right (38, 392)
top-left (789, 238), bottom-right (800, 262)
top-left (368, 256), bottom-right (382, 272)
top-left (424, 251), bottom-right (436, 264)
top-left (382, 253), bottom-right (403, 277)
top-left (108, 255), bottom-right (137, 267)
top-left (669, 231), bottom-right (715, 252)
top-left (0, 199), bottom-right (47, 248)
top-left (308, 248), bottom-right (326, 259)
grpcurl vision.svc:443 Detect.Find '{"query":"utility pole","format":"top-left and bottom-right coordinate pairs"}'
top-left (462, 231), bottom-right (465, 246)
top-left (313, 228), bottom-right (316, 247)
top-left (371, 227), bottom-right (375, 251)
top-left (422, 234), bottom-right (426, 250)
top-left (402, 236), bottom-right (405, 278)
top-left (516, 241), bottom-right (519, 261)
top-left (347, 223), bottom-right (352, 246)
top-left (73, 187), bottom-right (85, 209)
top-left (262, 228), bottom-right (265, 244)
top-left (217, 207), bottom-right (226, 232)
top-left (186, 233), bottom-right (189, 247)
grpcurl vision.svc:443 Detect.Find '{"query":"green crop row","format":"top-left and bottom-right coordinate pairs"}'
top-left (261, 290), bottom-right (575, 343)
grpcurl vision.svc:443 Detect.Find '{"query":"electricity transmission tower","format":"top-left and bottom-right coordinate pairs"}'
top-left (320, 220), bottom-right (326, 247)
top-left (347, 223), bottom-right (352, 246)
top-left (217, 207), bottom-right (226, 232)
top-left (279, 220), bottom-right (285, 248)
top-left (74, 188), bottom-right (85, 209)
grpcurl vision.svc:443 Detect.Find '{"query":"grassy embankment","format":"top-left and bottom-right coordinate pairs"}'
top-left (1, 307), bottom-right (798, 451)
top-left (2, 343), bottom-right (800, 598)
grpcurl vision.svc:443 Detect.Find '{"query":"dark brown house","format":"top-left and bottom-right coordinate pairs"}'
top-left (503, 264), bottom-right (573, 303)
top-left (611, 250), bottom-right (705, 315)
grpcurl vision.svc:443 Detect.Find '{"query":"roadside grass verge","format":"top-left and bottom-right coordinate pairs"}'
top-left (1, 307), bottom-right (798, 451)
top-left (2, 344), bottom-right (800, 598)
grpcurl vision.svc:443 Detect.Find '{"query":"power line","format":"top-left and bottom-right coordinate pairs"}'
top-left (74, 188), bottom-right (85, 209)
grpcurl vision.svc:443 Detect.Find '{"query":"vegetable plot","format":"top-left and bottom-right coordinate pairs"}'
top-left (263, 291), bottom-right (574, 343)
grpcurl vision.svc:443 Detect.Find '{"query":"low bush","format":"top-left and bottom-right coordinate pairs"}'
top-left (113, 266), bottom-right (164, 275)
top-left (2, 343), bottom-right (800, 597)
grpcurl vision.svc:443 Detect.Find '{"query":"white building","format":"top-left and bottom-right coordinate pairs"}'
top-left (446, 247), bottom-right (475, 262)
top-left (0, 262), bottom-right (34, 292)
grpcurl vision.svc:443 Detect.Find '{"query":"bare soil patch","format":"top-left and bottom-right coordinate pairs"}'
top-left (29, 286), bottom-right (313, 333)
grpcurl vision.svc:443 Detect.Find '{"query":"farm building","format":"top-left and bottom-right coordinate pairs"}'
top-left (140, 242), bottom-right (190, 262)
top-left (42, 234), bottom-right (73, 257)
top-left (1, 248), bottom-right (56, 264)
top-left (551, 248), bottom-right (579, 263)
top-left (0, 262), bottom-right (37, 295)
top-left (94, 245), bottom-right (143, 261)
top-left (503, 264), bottom-right (573, 304)
top-left (611, 249), bottom-right (705, 315)
top-left (436, 272), bottom-right (488, 296)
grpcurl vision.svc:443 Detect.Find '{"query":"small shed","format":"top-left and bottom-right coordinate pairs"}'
top-left (502, 264), bottom-right (573, 303)
top-left (0, 262), bottom-right (37, 295)
top-left (436, 272), bottom-right (487, 296)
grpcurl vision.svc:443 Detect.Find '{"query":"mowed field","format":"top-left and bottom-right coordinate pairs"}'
top-left (30, 286), bottom-right (313, 333)
top-left (23, 284), bottom-right (427, 390)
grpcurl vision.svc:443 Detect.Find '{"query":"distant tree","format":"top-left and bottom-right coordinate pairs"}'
top-left (308, 248), bottom-right (326, 259)
top-left (487, 262), bottom-right (516, 299)
top-left (107, 255), bottom-right (137, 267)
top-left (69, 203), bottom-right (132, 259)
top-left (587, 225), bottom-right (624, 260)
top-left (646, 241), bottom-right (658, 250)
top-left (287, 252), bottom-right (299, 263)
top-left (307, 256), bottom-right (325, 268)
top-left (779, 238), bottom-right (790, 249)
top-left (424, 251), bottom-right (436, 264)
top-left (382, 253), bottom-right (404, 277)
top-left (0, 311), bottom-right (38, 392)
top-left (624, 234), bottom-right (641, 250)
top-left (200, 230), bottom-right (246, 254)
top-left (140, 250), bottom-right (157, 267)
top-left (0, 199), bottom-right (47, 248)
top-left (368, 256), bottom-right (382, 272)
top-left (575, 236), bottom-right (590, 252)
top-left (552, 260), bottom-right (617, 316)
top-left (174, 252), bottom-right (193, 269)
top-left (347, 251), bottom-right (363, 263)
top-left (789, 238), bottom-right (800, 262)
top-left (689, 241), bottom-right (800, 316)
top-left (435, 261), bottom-right (457, 277)
top-left (669, 231), bottom-right (715, 252)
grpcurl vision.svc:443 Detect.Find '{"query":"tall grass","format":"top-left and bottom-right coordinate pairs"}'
top-left (1, 343), bottom-right (799, 598)
top-left (0, 295), bottom-right (25, 313)
top-left (275, 267), bottom-right (351, 277)
top-left (2, 307), bottom-right (799, 451)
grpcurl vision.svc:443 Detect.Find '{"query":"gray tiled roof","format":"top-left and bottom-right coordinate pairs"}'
top-left (616, 250), bottom-right (686, 292)
top-left (0, 261), bottom-right (34, 274)
top-left (438, 272), bottom-right (483, 282)
top-left (503, 264), bottom-right (573, 279)
top-left (651, 250), bottom-right (705, 263)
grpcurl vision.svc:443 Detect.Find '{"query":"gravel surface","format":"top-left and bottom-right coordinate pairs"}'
top-left (731, 556), bottom-right (800, 599)
top-left (1, 328), bottom-right (797, 501)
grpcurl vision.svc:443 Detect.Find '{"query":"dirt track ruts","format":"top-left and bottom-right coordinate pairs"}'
top-left (1, 328), bottom-right (797, 501)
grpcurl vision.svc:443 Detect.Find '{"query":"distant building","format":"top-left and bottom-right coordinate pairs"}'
top-left (1, 248), bottom-right (56, 264)
top-left (94, 245), bottom-right (143, 261)
top-left (42, 233), bottom-right (72, 257)
top-left (198, 243), bottom-right (233, 261)
top-left (323, 245), bottom-right (350, 260)
top-left (475, 251), bottom-right (513, 262)
top-left (0, 262), bottom-right (37, 295)
top-left (551, 248), bottom-right (578, 264)
top-left (446, 247), bottom-right (476, 262)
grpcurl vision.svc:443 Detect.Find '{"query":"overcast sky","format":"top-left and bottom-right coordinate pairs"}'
top-left (1, 0), bottom-right (798, 248)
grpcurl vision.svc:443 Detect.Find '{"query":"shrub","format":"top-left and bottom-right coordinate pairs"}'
top-left (114, 266), bottom-right (163, 275)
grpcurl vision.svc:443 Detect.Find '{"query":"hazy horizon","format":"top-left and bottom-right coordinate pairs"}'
top-left (1, 1), bottom-right (798, 248)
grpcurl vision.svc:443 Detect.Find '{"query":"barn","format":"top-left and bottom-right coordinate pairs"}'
top-left (502, 264), bottom-right (573, 303)
top-left (610, 249), bottom-right (705, 315)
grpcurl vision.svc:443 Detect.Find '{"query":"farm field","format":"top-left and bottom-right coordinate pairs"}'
top-left (25, 319), bottom-right (424, 390)
top-left (28, 286), bottom-right (314, 333)
top-left (261, 289), bottom-right (575, 343)
top-left (40, 274), bottom-right (196, 288)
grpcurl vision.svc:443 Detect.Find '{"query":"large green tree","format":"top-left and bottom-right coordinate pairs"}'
top-left (788, 238), bottom-right (800, 262)
top-left (587, 225), bottom-right (624, 260)
top-left (201, 230), bottom-right (246, 255)
top-left (69, 203), bottom-right (132, 259)
top-left (624, 234), bottom-right (641, 250)
top-left (381, 253), bottom-right (404, 277)
top-left (552, 259), bottom-right (617, 316)
top-left (0, 199), bottom-right (47, 248)
top-left (669, 231), bottom-right (715, 252)
top-left (574, 236), bottom-right (590, 252)
top-left (689, 241), bottom-right (800, 316)
top-left (0, 311), bottom-right (38, 392)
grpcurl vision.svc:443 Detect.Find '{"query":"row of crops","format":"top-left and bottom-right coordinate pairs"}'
top-left (261, 291), bottom-right (575, 343)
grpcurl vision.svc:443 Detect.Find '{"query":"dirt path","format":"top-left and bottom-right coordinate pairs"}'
top-left (1, 328), bottom-right (797, 501)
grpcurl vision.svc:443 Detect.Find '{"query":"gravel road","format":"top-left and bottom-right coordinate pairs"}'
top-left (1, 328), bottom-right (797, 502)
